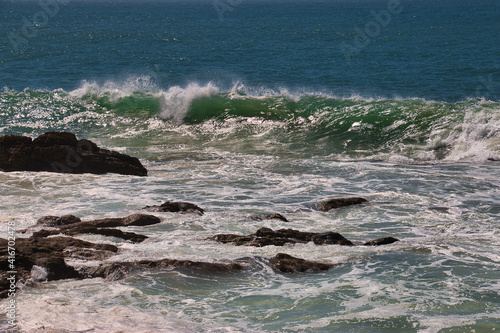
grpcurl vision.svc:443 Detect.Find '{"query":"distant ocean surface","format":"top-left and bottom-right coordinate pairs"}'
top-left (1, 0), bottom-right (500, 332)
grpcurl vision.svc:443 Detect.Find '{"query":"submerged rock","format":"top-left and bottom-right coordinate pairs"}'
top-left (0, 132), bottom-right (147, 176)
top-left (85, 259), bottom-right (244, 280)
top-left (144, 201), bottom-right (205, 215)
top-left (316, 197), bottom-right (368, 211)
top-left (250, 213), bottom-right (289, 222)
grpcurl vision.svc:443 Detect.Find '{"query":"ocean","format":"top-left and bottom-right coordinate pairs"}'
top-left (1, 0), bottom-right (499, 332)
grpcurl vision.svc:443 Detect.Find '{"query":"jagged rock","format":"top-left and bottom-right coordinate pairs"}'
top-left (363, 237), bottom-right (399, 246)
top-left (269, 253), bottom-right (338, 273)
top-left (144, 201), bottom-right (205, 215)
top-left (0, 132), bottom-right (147, 176)
top-left (212, 227), bottom-right (354, 247)
top-left (316, 197), bottom-right (368, 211)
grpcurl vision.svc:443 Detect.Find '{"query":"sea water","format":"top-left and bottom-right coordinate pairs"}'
top-left (1, 0), bottom-right (499, 332)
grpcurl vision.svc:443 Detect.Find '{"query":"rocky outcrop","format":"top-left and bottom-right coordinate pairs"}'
top-left (316, 197), bottom-right (368, 211)
top-left (212, 227), bottom-right (398, 247)
top-left (0, 132), bottom-right (147, 176)
top-left (0, 236), bottom-right (118, 297)
top-left (143, 201), bottom-right (205, 215)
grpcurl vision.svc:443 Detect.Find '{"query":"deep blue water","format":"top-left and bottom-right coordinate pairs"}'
top-left (1, 0), bottom-right (499, 101)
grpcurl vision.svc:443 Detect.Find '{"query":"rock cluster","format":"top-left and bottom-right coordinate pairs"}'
top-left (0, 138), bottom-right (402, 302)
top-left (211, 227), bottom-right (398, 247)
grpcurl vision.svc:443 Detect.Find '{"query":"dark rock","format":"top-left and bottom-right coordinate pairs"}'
top-left (35, 213), bottom-right (161, 229)
top-left (363, 237), bottom-right (399, 246)
top-left (211, 227), bottom-right (354, 247)
top-left (312, 232), bottom-right (354, 246)
top-left (316, 197), bottom-right (368, 211)
top-left (265, 213), bottom-right (289, 222)
top-left (269, 253), bottom-right (338, 273)
top-left (144, 201), bottom-right (205, 215)
top-left (0, 132), bottom-right (147, 176)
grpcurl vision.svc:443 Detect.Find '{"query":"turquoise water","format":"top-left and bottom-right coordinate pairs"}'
top-left (1, 0), bottom-right (500, 332)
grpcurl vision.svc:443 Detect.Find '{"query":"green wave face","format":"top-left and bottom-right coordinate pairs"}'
top-left (1, 84), bottom-right (499, 163)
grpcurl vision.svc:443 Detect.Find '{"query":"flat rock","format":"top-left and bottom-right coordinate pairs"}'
top-left (0, 132), bottom-right (147, 176)
top-left (316, 197), bottom-right (368, 211)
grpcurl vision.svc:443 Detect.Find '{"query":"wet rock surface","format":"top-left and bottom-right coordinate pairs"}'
top-left (0, 132), bottom-right (147, 176)
top-left (143, 201), bottom-right (205, 215)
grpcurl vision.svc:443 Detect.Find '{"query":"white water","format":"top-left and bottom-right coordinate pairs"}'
top-left (1, 148), bottom-right (499, 332)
